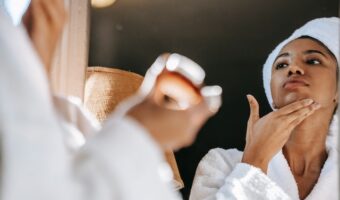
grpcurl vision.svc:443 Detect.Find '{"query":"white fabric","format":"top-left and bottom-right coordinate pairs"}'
top-left (190, 144), bottom-right (338, 200)
top-left (0, 10), bottom-right (77, 200)
top-left (0, 0), bottom-right (30, 25)
top-left (53, 95), bottom-right (100, 152)
top-left (54, 97), bottom-right (180, 200)
top-left (190, 148), bottom-right (291, 200)
top-left (0, 9), bottom-right (179, 200)
top-left (75, 116), bottom-right (180, 200)
top-left (190, 115), bottom-right (339, 200)
top-left (50, 96), bottom-right (181, 200)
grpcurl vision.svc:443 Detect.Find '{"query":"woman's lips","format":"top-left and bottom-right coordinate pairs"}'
top-left (283, 79), bottom-right (309, 90)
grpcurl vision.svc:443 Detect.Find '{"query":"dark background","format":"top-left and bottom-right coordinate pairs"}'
top-left (88, 1), bottom-right (339, 199)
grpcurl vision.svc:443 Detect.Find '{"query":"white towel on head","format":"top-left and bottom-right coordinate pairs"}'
top-left (262, 17), bottom-right (339, 108)
top-left (262, 17), bottom-right (340, 150)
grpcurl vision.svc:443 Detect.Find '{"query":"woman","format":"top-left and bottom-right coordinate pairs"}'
top-left (190, 17), bottom-right (339, 200)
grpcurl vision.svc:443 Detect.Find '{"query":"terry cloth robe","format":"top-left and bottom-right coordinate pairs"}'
top-left (190, 116), bottom-right (339, 200)
top-left (0, 10), bottom-right (179, 200)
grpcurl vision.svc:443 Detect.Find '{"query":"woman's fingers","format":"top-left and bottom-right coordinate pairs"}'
top-left (280, 102), bottom-right (320, 124)
top-left (276, 98), bottom-right (314, 116)
top-left (287, 102), bottom-right (321, 129)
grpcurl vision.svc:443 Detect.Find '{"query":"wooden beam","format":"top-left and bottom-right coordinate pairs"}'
top-left (50, 0), bottom-right (90, 100)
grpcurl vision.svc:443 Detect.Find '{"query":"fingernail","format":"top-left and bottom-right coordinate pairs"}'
top-left (304, 99), bottom-right (314, 105)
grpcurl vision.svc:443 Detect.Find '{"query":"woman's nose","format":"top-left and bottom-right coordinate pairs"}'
top-left (288, 64), bottom-right (304, 76)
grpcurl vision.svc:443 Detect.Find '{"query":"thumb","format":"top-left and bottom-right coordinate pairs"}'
top-left (246, 94), bottom-right (260, 123)
top-left (245, 94), bottom-right (259, 144)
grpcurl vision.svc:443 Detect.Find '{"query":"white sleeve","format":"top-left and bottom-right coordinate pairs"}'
top-left (0, 11), bottom-right (180, 200)
top-left (73, 116), bottom-right (181, 200)
top-left (51, 93), bottom-right (181, 200)
top-left (190, 149), bottom-right (291, 200)
top-left (53, 95), bottom-right (101, 137)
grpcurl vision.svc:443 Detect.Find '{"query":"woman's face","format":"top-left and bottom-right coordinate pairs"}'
top-left (270, 38), bottom-right (338, 110)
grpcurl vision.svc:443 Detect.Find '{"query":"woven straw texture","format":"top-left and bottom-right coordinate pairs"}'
top-left (84, 67), bottom-right (184, 189)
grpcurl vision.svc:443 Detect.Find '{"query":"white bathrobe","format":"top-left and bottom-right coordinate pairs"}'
top-left (0, 9), bottom-right (179, 200)
top-left (190, 122), bottom-right (338, 200)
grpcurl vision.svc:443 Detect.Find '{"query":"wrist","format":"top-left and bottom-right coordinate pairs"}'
top-left (241, 151), bottom-right (269, 173)
top-left (127, 102), bottom-right (169, 150)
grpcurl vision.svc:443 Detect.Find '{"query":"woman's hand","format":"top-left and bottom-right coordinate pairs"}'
top-left (127, 72), bottom-right (215, 151)
top-left (241, 95), bottom-right (320, 173)
top-left (128, 95), bottom-right (213, 151)
top-left (23, 0), bottom-right (67, 74)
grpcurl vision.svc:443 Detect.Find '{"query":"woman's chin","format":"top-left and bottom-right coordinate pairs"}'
top-left (277, 93), bottom-right (311, 108)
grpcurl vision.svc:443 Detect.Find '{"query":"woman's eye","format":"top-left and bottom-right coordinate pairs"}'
top-left (306, 59), bottom-right (321, 65)
top-left (275, 63), bottom-right (288, 69)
